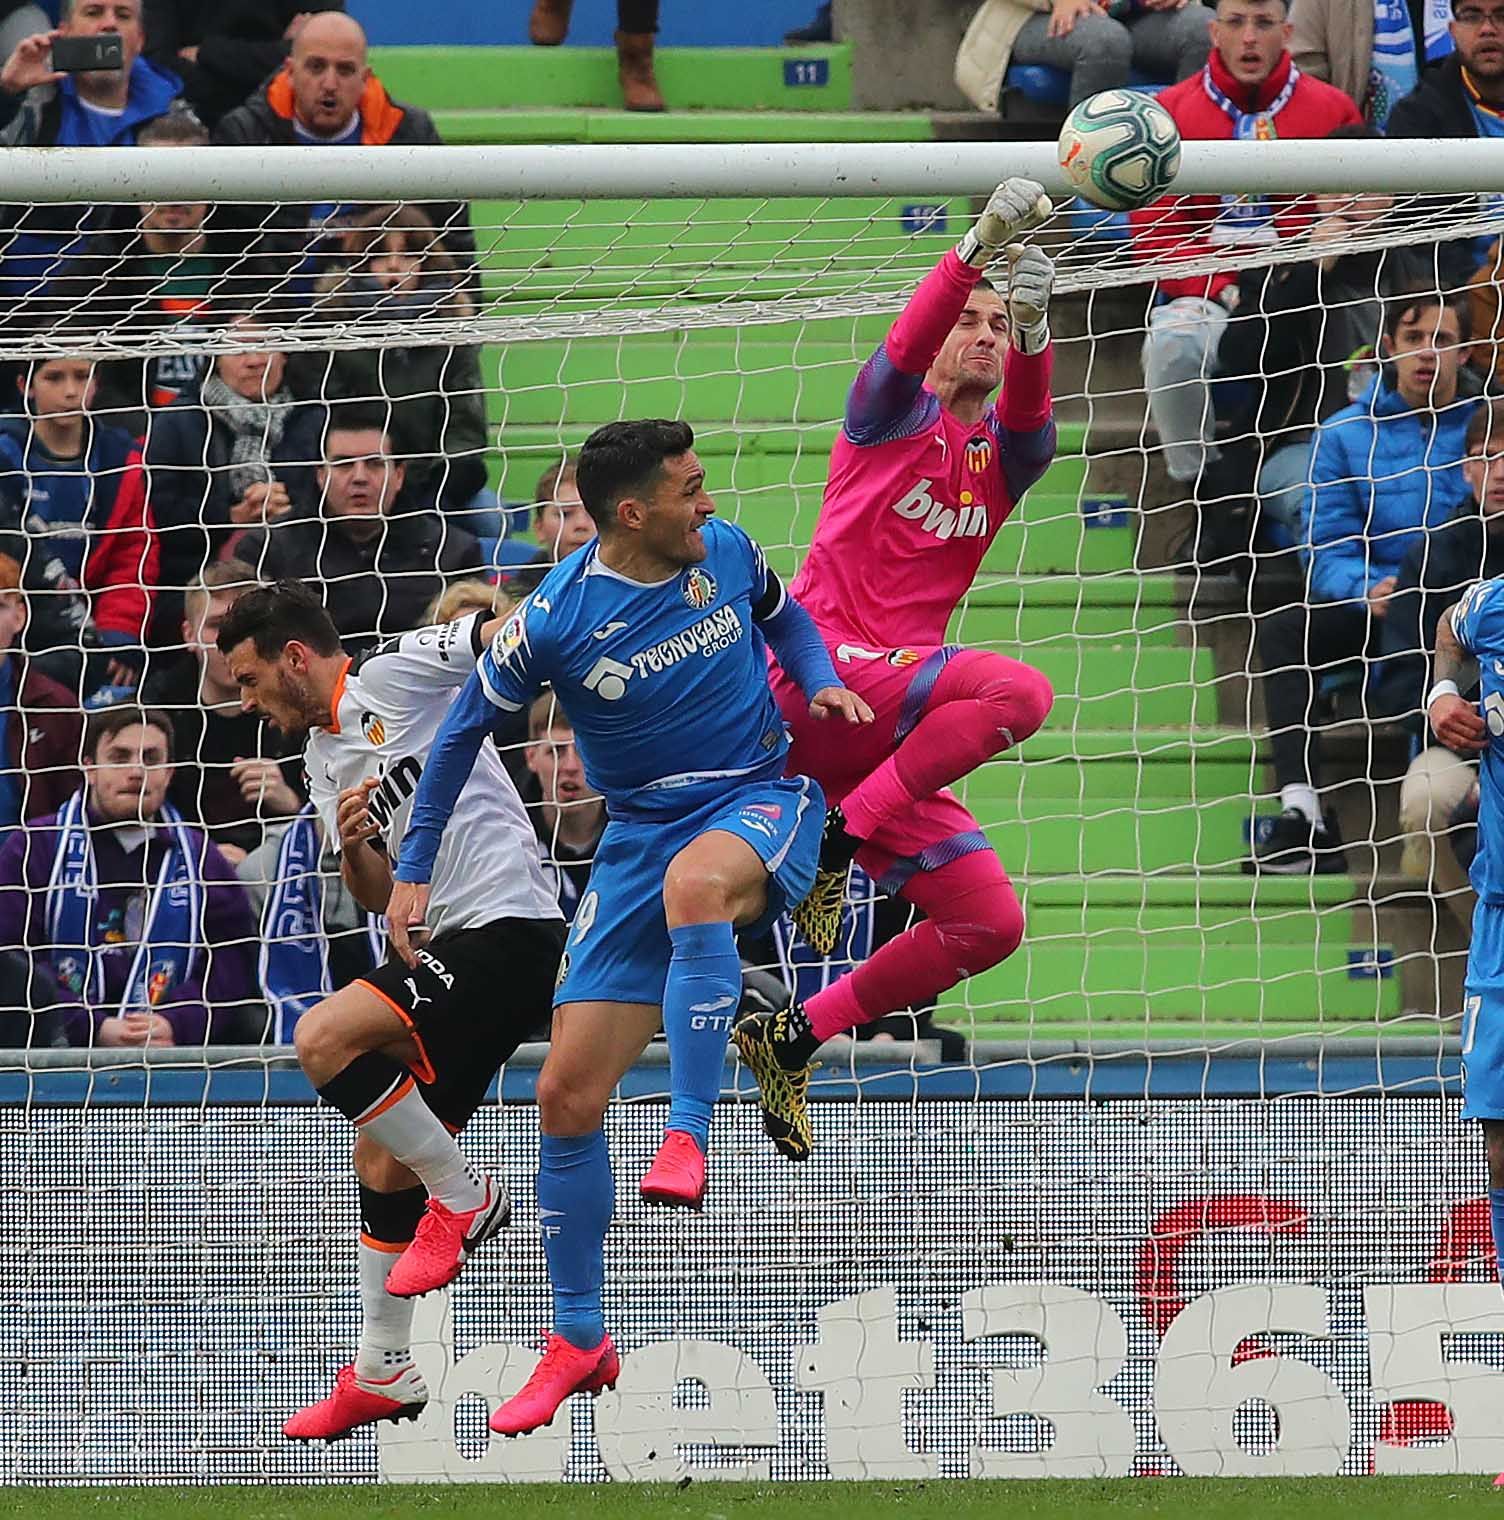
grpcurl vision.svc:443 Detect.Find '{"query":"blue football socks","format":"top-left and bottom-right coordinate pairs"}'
top-left (662, 920), bottom-right (742, 1150)
top-left (537, 1130), bottom-right (614, 1349)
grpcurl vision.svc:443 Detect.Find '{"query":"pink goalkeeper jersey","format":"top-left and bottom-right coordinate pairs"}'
top-left (789, 248), bottom-right (1056, 649)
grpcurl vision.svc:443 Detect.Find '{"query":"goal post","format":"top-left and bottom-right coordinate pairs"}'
top-left (0, 139), bottom-right (1501, 1483)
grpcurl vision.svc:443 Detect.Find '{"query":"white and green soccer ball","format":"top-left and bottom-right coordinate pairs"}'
top-left (1057, 89), bottom-right (1182, 212)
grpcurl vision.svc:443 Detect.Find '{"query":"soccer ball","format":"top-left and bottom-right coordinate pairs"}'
top-left (1057, 89), bottom-right (1182, 212)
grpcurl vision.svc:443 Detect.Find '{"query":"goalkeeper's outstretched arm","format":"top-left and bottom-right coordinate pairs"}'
top-left (845, 178), bottom-right (1053, 446)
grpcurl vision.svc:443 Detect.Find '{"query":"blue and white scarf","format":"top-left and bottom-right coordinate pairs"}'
top-left (45, 790), bottom-right (203, 1014)
top-left (259, 806), bottom-right (382, 1042)
top-left (1204, 61), bottom-right (1301, 244)
top-left (1369, 0), bottom-right (1451, 124)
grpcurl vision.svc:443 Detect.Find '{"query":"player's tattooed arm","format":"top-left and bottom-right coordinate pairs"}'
top-left (336, 778), bottom-right (394, 914)
top-left (1429, 605), bottom-right (1487, 755)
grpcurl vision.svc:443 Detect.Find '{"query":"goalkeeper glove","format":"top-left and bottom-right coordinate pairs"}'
top-left (956, 177), bottom-right (1053, 268)
top-left (1005, 242), bottom-right (1055, 356)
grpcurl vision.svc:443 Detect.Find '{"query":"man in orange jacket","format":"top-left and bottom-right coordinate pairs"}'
top-left (212, 12), bottom-right (475, 288)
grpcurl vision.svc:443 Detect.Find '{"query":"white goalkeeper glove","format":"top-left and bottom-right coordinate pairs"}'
top-left (956, 177), bottom-right (1053, 268)
top-left (1005, 242), bottom-right (1055, 356)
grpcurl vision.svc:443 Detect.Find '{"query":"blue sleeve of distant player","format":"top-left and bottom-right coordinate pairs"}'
top-left (1452, 578), bottom-right (1504, 658)
top-left (394, 670), bottom-right (500, 885)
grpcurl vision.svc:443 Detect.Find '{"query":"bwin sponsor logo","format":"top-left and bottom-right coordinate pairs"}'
top-left (889, 478), bottom-right (988, 541)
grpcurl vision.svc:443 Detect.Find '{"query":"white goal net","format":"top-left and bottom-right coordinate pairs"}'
top-left (0, 139), bottom-right (1501, 1484)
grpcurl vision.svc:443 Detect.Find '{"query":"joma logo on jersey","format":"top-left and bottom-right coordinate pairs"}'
top-left (365, 755), bottom-right (423, 833)
top-left (889, 478), bottom-right (988, 541)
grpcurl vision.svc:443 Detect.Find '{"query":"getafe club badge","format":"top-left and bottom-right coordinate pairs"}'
top-left (361, 710), bottom-right (387, 746)
top-left (55, 955), bottom-right (83, 996)
top-left (965, 436), bottom-right (992, 474)
top-left (682, 567), bottom-right (717, 610)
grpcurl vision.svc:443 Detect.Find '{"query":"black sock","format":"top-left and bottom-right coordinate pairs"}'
top-left (317, 1050), bottom-right (411, 1125)
top-left (359, 1181), bottom-right (427, 1247)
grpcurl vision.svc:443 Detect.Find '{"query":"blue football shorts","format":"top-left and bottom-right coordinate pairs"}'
top-left (553, 773), bottom-right (825, 1008)
top-left (1462, 897), bottom-right (1504, 1121)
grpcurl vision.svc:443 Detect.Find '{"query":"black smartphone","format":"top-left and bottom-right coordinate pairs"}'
top-left (50, 33), bottom-right (125, 72)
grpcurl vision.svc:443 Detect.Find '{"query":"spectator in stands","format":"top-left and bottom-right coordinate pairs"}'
top-left (1387, 2), bottom-right (1504, 282)
top-left (1252, 288), bottom-right (1479, 873)
top-left (0, 0), bottom-right (183, 300)
top-left (34, 107), bottom-right (220, 437)
top-left (499, 456), bottom-right (597, 594)
top-left (292, 204), bottom-right (490, 521)
top-left (955, 0), bottom-right (1210, 113)
top-left (145, 0), bottom-right (345, 130)
top-left (236, 405), bottom-right (482, 652)
top-left (0, 348), bottom-right (157, 698)
top-left (0, 552), bottom-right (83, 836)
top-left (1386, 0), bottom-right (1504, 136)
top-left (1129, 0), bottom-right (1361, 505)
top-left (1208, 132), bottom-right (1431, 565)
top-left (143, 314), bottom-right (321, 646)
top-left (1378, 397), bottom-right (1504, 932)
top-left (1291, 0), bottom-right (1453, 126)
top-left (237, 802), bottom-right (381, 1043)
top-left (140, 561), bottom-right (304, 864)
top-left (211, 11), bottom-right (475, 290)
top-left (0, 703), bottom-right (260, 1047)
top-left (522, 691), bottom-right (603, 923)
top-left (527, 0), bottom-right (665, 112)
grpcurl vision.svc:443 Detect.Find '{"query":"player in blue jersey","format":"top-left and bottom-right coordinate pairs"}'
top-left (1431, 580), bottom-right (1504, 1294)
top-left (386, 419), bottom-right (872, 1436)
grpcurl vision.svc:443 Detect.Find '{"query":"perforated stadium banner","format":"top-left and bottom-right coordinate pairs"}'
top-left (7, 1093), bottom-right (1504, 1484)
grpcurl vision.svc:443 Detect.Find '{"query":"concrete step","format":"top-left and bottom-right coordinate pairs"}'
top-left (369, 43), bottom-right (853, 111)
top-left (948, 936), bottom-right (1401, 1026)
top-left (434, 107), bottom-right (933, 144)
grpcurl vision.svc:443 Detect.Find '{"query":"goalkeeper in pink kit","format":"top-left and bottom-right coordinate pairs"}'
top-left (734, 178), bottom-right (1058, 1157)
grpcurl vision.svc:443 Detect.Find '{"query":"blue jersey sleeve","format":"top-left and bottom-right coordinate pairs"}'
top-left (476, 593), bottom-right (553, 712)
top-left (1452, 578), bottom-right (1504, 659)
top-left (727, 522), bottom-right (842, 702)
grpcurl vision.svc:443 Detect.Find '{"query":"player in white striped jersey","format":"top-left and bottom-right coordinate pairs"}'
top-left (218, 581), bottom-right (565, 1442)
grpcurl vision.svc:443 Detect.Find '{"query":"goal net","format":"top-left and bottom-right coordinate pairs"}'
top-left (0, 139), bottom-right (1501, 1485)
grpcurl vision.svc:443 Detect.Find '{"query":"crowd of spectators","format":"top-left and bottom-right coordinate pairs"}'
top-left (1058, 0), bottom-right (1504, 906)
top-left (0, 0), bottom-right (1499, 1045)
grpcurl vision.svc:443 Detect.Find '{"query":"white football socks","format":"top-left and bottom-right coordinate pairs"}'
top-left (355, 1240), bottom-right (417, 1381)
top-left (356, 1085), bottom-right (487, 1213)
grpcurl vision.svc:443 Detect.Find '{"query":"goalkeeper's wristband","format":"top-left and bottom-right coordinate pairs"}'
top-left (1426, 679), bottom-right (1461, 711)
top-left (1012, 318), bottom-right (1050, 357)
top-left (955, 230), bottom-right (997, 268)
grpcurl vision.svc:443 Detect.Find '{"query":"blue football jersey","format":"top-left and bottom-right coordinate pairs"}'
top-left (479, 517), bottom-right (790, 818)
top-left (1449, 576), bottom-right (1504, 901)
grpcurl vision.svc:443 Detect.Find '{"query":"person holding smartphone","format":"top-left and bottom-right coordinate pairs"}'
top-left (0, 0), bottom-right (182, 300)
